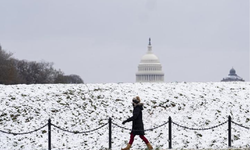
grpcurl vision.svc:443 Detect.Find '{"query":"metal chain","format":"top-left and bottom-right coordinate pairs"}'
top-left (51, 123), bottom-right (108, 134)
top-left (112, 121), bottom-right (169, 132)
top-left (232, 121), bottom-right (250, 130)
top-left (2, 119), bottom-right (249, 136)
top-left (112, 122), bottom-right (131, 131)
top-left (172, 120), bottom-right (228, 131)
top-left (0, 123), bottom-right (48, 135)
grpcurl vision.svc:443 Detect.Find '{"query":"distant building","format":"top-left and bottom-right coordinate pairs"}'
top-left (136, 38), bottom-right (164, 82)
top-left (221, 68), bottom-right (244, 82)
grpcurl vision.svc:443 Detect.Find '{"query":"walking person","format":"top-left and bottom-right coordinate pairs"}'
top-left (121, 96), bottom-right (153, 150)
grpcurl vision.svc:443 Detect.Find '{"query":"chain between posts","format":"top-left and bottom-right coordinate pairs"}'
top-left (0, 119), bottom-right (248, 134)
top-left (0, 123), bottom-right (48, 135)
top-left (172, 120), bottom-right (228, 130)
top-left (1, 117), bottom-right (250, 150)
top-left (232, 121), bottom-right (250, 130)
top-left (51, 123), bottom-right (109, 134)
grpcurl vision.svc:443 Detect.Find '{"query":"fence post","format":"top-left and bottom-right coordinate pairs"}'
top-left (48, 119), bottom-right (51, 150)
top-left (168, 116), bottom-right (172, 149)
top-left (109, 117), bottom-right (112, 150)
top-left (228, 115), bottom-right (231, 147)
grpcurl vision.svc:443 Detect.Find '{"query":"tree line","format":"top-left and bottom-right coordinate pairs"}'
top-left (0, 45), bottom-right (83, 84)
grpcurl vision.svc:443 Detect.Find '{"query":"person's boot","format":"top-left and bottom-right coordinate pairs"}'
top-left (146, 142), bottom-right (153, 150)
top-left (121, 144), bottom-right (131, 150)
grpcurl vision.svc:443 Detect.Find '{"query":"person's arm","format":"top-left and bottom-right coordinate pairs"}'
top-left (122, 107), bottom-right (140, 124)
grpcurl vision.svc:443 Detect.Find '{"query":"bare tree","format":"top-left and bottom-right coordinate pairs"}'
top-left (67, 74), bottom-right (84, 83)
top-left (54, 70), bottom-right (67, 83)
top-left (0, 45), bottom-right (84, 84)
top-left (15, 60), bottom-right (62, 84)
top-left (54, 74), bottom-right (83, 84)
top-left (0, 46), bottom-right (18, 84)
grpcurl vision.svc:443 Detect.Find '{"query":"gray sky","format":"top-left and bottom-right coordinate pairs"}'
top-left (0, 0), bottom-right (249, 83)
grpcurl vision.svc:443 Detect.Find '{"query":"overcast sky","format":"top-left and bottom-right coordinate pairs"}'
top-left (0, 0), bottom-right (249, 83)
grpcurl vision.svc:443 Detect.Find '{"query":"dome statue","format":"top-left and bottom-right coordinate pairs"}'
top-left (136, 38), bottom-right (164, 82)
top-left (221, 68), bottom-right (244, 82)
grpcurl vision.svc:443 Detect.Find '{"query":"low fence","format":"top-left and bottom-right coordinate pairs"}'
top-left (0, 116), bottom-right (249, 149)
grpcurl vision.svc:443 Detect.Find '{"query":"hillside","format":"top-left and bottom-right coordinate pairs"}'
top-left (0, 82), bottom-right (250, 150)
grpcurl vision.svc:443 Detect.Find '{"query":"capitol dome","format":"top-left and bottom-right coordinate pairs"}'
top-left (140, 52), bottom-right (160, 63)
top-left (136, 38), bottom-right (164, 82)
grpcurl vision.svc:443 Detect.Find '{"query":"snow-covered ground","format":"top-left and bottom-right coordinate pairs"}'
top-left (0, 82), bottom-right (250, 150)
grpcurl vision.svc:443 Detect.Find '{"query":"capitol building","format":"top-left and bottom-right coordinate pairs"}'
top-left (136, 38), bottom-right (164, 82)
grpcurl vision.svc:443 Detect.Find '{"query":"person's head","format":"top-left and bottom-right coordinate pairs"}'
top-left (132, 96), bottom-right (141, 104)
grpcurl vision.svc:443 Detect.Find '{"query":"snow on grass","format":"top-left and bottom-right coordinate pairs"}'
top-left (0, 82), bottom-right (250, 150)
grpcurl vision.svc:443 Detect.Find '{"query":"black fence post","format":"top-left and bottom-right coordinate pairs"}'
top-left (168, 116), bottom-right (172, 149)
top-left (109, 117), bottom-right (112, 150)
top-left (228, 115), bottom-right (231, 147)
top-left (48, 119), bottom-right (51, 150)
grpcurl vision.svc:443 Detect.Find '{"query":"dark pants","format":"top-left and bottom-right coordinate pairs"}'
top-left (128, 133), bottom-right (149, 145)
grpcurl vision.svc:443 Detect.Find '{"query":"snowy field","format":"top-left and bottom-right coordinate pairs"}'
top-left (0, 82), bottom-right (250, 150)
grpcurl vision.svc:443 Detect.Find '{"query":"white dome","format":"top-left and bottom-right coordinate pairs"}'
top-left (140, 52), bottom-right (160, 63)
top-left (136, 38), bottom-right (164, 82)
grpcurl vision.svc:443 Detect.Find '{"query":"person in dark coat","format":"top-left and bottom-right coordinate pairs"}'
top-left (121, 96), bottom-right (153, 150)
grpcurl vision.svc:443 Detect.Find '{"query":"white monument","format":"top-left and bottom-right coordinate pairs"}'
top-left (136, 38), bottom-right (164, 82)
